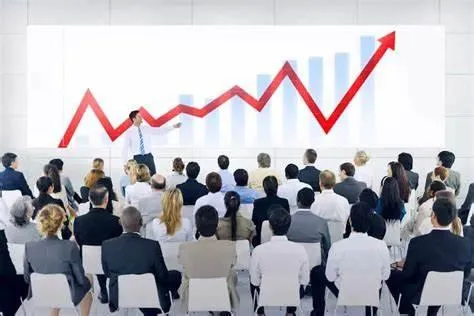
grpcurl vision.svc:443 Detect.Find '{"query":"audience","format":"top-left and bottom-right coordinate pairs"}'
top-left (179, 205), bottom-right (238, 315)
top-left (149, 188), bottom-right (192, 242)
top-left (298, 148), bottom-right (321, 192)
top-left (386, 198), bottom-right (471, 316)
top-left (376, 177), bottom-right (406, 221)
top-left (278, 163), bottom-right (312, 211)
top-left (49, 158), bottom-right (79, 209)
top-left (459, 183), bottom-right (474, 224)
top-left (138, 174), bottom-right (166, 228)
top-left (248, 153), bottom-right (281, 190)
top-left (81, 169), bottom-right (105, 202)
top-left (250, 206), bottom-right (309, 316)
top-left (96, 176), bottom-right (118, 214)
top-left (333, 162), bottom-right (367, 204)
top-left (73, 184), bottom-right (122, 304)
top-left (0, 152), bottom-right (33, 197)
top-left (32, 176), bottom-right (65, 219)
top-left (5, 197), bottom-right (40, 244)
top-left (354, 150), bottom-right (375, 189)
top-left (102, 206), bottom-right (181, 315)
top-left (424, 150), bottom-right (461, 196)
top-left (166, 157), bottom-right (187, 189)
top-left (232, 169), bottom-right (259, 204)
top-left (176, 161), bottom-right (208, 205)
top-left (217, 155), bottom-right (236, 192)
top-left (385, 161), bottom-right (411, 203)
top-left (120, 159), bottom-right (137, 197)
top-left (251, 176), bottom-right (290, 247)
top-left (24, 204), bottom-right (93, 316)
top-left (217, 191), bottom-right (255, 241)
top-left (193, 172), bottom-right (226, 217)
top-left (125, 163), bottom-right (152, 206)
top-left (398, 152), bottom-right (419, 191)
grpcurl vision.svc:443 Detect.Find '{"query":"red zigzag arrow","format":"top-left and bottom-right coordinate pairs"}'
top-left (58, 31), bottom-right (396, 148)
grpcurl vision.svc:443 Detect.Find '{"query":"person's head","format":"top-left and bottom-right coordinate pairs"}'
top-left (354, 150), bottom-right (370, 167)
top-left (36, 176), bottom-right (54, 194)
top-left (217, 155), bottom-right (230, 170)
top-left (84, 169), bottom-right (105, 188)
top-left (268, 206), bottom-right (291, 236)
top-left (195, 205), bottom-right (218, 237)
top-left (380, 177), bottom-right (403, 220)
top-left (124, 159), bottom-right (137, 175)
top-left (92, 158), bottom-right (105, 171)
top-left (10, 196), bottom-right (33, 227)
top-left (397, 152), bottom-right (413, 171)
top-left (172, 157), bottom-right (185, 175)
top-left (349, 203), bottom-right (371, 233)
top-left (224, 191), bottom-right (241, 241)
top-left (297, 187), bottom-right (315, 209)
top-left (359, 189), bottom-right (378, 209)
top-left (434, 190), bottom-right (456, 206)
top-left (2, 152), bottom-right (18, 169)
top-left (431, 198), bottom-right (456, 227)
top-left (432, 166), bottom-right (449, 182)
top-left (339, 162), bottom-right (355, 180)
top-left (428, 181), bottom-right (447, 198)
top-left (319, 170), bottom-right (336, 190)
top-left (263, 176), bottom-right (279, 197)
top-left (121, 206), bottom-right (143, 233)
top-left (49, 159), bottom-right (64, 172)
top-left (387, 161), bottom-right (410, 202)
top-left (186, 161), bottom-right (200, 180)
top-left (303, 149), bottom-right (317, 165)
top-left (135, 164), bottom-right (151, 183)
top-left (36, 204), bottom-right (65, 237)
top-left (387, 161), bottom-right (404, 178)
top-left (437, 151), bottom-right (456, 169)
top-left (43, 164), bottom-right (61, 193)
top-left (160, 189), bottom-right (184, 236)
top-left (151, 174), bottom-right (166, 191)
top-left (284, 164), bottom-right (299, 180)
top-left (88, 183), bottom-right (109, 208)
top-left (206, 172), bottom-right (222, 193)
top-left (233, 169), bottom-right (249, 187)
top-left (129, 110), bottom-right (143, 126)
top-left (257, 153), bottom-right (271, 168)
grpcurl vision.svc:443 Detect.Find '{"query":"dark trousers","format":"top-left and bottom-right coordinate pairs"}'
top-left (386, 270), bottom-right (440, 316)
top-left (139, 270), bottom-right (181, 316)
top-left (134, 153), bottom-right (157, 176)
top-left (97, 274), bottom-right (107, 296)
top-left (250, 283), bottom-right (305, 314)
top-left (311, 266), bottom-right (379, 316)
top-left (0, 275), bottom-right (28, 316)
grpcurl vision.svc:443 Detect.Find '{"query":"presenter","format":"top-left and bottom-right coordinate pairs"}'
top-left (122, 110), bottom-right (181, 176)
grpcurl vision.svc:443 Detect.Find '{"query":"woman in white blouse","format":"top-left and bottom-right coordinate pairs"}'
top-left (413, 181), bottom-right (446, 236)
top-left (149, 188), bottom-right (192, 242)
top-left (166, 157), bottom-right (187, 189)
top-left (125, 164), bottom-right (152, 206)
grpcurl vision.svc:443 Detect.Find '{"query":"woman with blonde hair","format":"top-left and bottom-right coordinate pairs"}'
top-left (125, 164), bottom-right (152, 206)
top-left (80, 169), bottom-right (105, 202)
top-left (149, 188), bottom-right (192, 242)
top-left (166, 157), bottom-right (187, 189)
top-left (120, 159), bottom-right (137, 197)
top-left (24, 205), bottom-right (92, 316)
top-left (353, 150), bottom-right (375, 189)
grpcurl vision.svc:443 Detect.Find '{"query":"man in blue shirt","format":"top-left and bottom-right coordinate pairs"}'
top-left (217, 155), bottom-right (235, 192)
top-left (233, 169), bottom-right (259, 204)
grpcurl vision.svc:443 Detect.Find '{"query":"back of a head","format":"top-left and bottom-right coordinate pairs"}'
top-left (263, 175), bottom-right (279, 196)
top-left (349, 203), bottom-right (371, 233)
top-left (297, 187), bottom-right (315, 208)
top-left (432, 198), bottom-right (456, 226)
top-left (354, 150), bottom-right (370, 166)
top-left (151, 174), bottom-right (166, 190)
top-left (160, 189), bottom-right (183, 236)
top-left (49, 158), bottom-right (64, 171)
top-left (285, 163), bottom-right (299, 179)
top-left (43, 164), bottom-right (61, 193)
top-left (217, 155), bottom-right (230, 170)
top-left (1, 152), bottom-right (17, 169)
top-left (319, 170), bottom-right (336, 190)
top-left (389, 161), bottom-right (410, 202)
top-left (186, 161), bottom-right (200, 179)
top-left (206, 172), bottom-right (222, 193)
top-left (438, 150), bottom-right (456, 169)
top-left (340, 162), bottom-right (355, 177)
top-left (37, 204), bottom-right (65, 237)
top-left (304, 149), bottom-right (317, 164)
top-left (359, 188), bottom-right (378, 209)
top-left (89, 183), bottom-right (109, 207)
top-left (397, 152), bottom-right (413, 171)
top-left (435, 190), bottom-right (456, 206)
top-left (84, 169), bottom-right (105, 188)
top-left (268, 206), bottom-right (291, 236)
top-left (172, 157), bottom-right (185, 174)
top-left (429, 181), bottom-right (447, 197)
top-left (195, 205), bottom-right (218, 237)
top-left (433, 166), bottom-right (449, 181)
top-left (92, 157), bottom-right (104, 170)
top-left (233, 169), bottom-right (249, 187)
top-left (136, 164), bottom-right (151, 182)
top-left (121, 206), bottom-right (143, 233)
top-left (380, 177), bottom-right (402, 220)
top-left (10, 196), bottom-right (32, 226)
top-left (224, 191), bottom-right (240, 240)
top-left (257, 153), bottom-right (271, 168)
top-left (36, 176), bottom-right (53, 194)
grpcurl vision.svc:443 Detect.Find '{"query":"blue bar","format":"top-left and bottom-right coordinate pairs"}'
top-left (256, 74), bottom-right (271, 147)
top-left (308, 57), bottom-right (323, 144)
top-left (360, 36), bottom-right (376, 143)
top-left (334, 53), bottom-right (350, 141)
top-left (179, 94), bottom-right (194, 146)
top-left (282, 60), bottom-right (297, 146)
top-left (205, 98), bottom-right (219, 147)
top-left (231, 97), bottom-right (245, 147)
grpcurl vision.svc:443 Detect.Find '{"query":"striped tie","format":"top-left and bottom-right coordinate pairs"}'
top-left (138, 126), bottom-right (145, 155)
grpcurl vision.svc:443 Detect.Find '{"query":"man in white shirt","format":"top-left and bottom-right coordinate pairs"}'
top-left (217, 155), bottom-right (235, 192)
top-left (278, 164), bottom-right (312, 212)
top-left (138, 174), bottom-right (166, 228)
top-left (250, 206), bottom-right (309, 316)
top-left (122, 110), bottom-right (181, 176)
top-left (193, 172), bottom-right (226, 218)
top-left (310, 203), bottom-right (391, 316)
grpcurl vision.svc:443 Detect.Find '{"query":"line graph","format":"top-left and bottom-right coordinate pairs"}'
top-left (58, 31), bottom-right (395, 148)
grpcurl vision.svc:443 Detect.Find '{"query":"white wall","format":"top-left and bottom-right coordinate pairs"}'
top-left (0, 0), bottom-right (473, 202)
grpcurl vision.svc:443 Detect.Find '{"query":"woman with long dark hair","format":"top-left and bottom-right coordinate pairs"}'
top-left (382, 162), bottom-right (411, 203)
top-left (217, 191), bottom-right (255, 241)
top-left (43, 163), bottom-right (69, 207)
top-left (376, 177), bottom-right (406, 221)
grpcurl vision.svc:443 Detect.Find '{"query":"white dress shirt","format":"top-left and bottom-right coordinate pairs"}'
top-left (149, 217), bottom-right (193, 242)
top-left (122, 124), bottom-right (174, 162)
top-left (250, 235), bottom-right (309, 287)
top-left (311, 189), bottom-right (350, 223)
top-left (125, 182), bottom-right (152, 206)
top-left (325, 232), bottom-right (391, 289)
top-left (277, 179), bottom-right (312, 210)
top-left (218, 169), bottom-right (236, 192)
top-left (193, 192), bottom-right (226, 218)
top-left (354, 164), bottom-right (375, 189)
top-left (166, 172), bottom-right (187, 189)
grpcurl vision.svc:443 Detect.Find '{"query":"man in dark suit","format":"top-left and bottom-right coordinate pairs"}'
top-left (252, 175), bottom-right (290, 247)
top-left (459, 183), bottom-right (474, 224)
top-left (333, 162), bottom-right (367, 204)
top-left (298, 148), bottom-right (321, 192)
top-left (0, 153), bottom-right (33, 197)
top-left (424, 151), bottom-right (461, 196)
top-left (73, 184), bottom-right (123, 304)
top-left (102, 206), bottom-right (181, 315)
top-left (398, 152), bottom-right (419, 191)
top-left (177, 161), bottom-right (208, 205)
top-left (386, 198), bottom-right (472, 316)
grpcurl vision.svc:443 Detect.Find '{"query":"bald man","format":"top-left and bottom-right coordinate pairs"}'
top-left (138, 174), bottom-right (166, 227)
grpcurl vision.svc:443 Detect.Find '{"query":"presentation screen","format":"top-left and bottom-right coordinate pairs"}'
top-left (27, 26), bottom-right (445, 148)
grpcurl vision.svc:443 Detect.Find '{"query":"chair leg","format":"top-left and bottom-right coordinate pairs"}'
top-left (334, 305), bottom-right (337, 316)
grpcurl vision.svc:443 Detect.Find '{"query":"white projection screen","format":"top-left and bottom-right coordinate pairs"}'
top-left (27, 26), bottom-right (445, 149)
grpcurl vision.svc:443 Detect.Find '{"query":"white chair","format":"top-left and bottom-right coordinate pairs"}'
top-left (234, 240), bottom-right (251, 270)
top-left (0, 198), bottom-right (9, 228)
top-left (82, 245), bottom-right (103, 275)
top-left (466, 204), bottom-right (474, 226)
top-left (118, 273), bottom-right (168, 314)
top-left (335, 272), bottom-right (381, 316)
top-left (188, 277), bottom-right (232, 315)
top-left (260, 220), bottom-right (272, 244)
top-left (7, 243), bottom-right (25, 274)
top-left (239, 204), bottom-right (253, 219)
top-left (161, 242), bottom-right (183, 271)
top-left (254, 275), bottom-right (302, 315)
top-left (384, 220), bottom-right (402, 263)
top-left (1, 190), bottom-right (22, 209)
top-left (327, 221), bottom-right (345, 243)
top-left (298, 242), bottom-right (321, 268)
top-left (30, 273), bottom-right (79, 315)
top-left (77, 202), bottom-right (90, 216)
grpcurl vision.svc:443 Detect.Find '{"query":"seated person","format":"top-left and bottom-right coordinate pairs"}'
top-left (217, 155), bottom-right (236, 192)
top-left (333, 162), bottom-right (367, 204)
top-left (232, 169), bottom-right (259, 204)
top-left (0, 152), bottom-right (33, 197)
top-left (193, 172), bottom-right (226, 217)
top-left (217, 191), bottom-right (255, 241)
top-left (5, 196), bottom-right (40, 244)
top-left (248, 153), bottom-right (281, 191)
top-left (32, 176), bottom-right (65, 219)
top-left (138, 174), bottom-right (166, 228)
top-left (176, 162), bottom-right (208, 205)
top-left (125, 164), bottom-right (152, 206)
top-left (277, 164), bottom-right (312, 210)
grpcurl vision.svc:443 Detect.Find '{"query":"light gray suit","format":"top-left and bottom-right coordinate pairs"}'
top-left (138, 190), bottom-right (164, 225)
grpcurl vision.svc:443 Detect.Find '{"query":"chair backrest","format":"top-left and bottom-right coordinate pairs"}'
top-left (31, 273), bottom-right (76, 308)
top-left (467, 204), bottom-right (474, 226)
top-left (1, 190), bottom-right (22, 209)
top-left (384, 220), bottom-right (401, 246)
top-left (298, 242), bottom-right (321, 268)
top-left (182, 205), bottom-right (195, 228)
top-left (160, 242), bottom-right (183, 271)
top-left (337, 272), bottom-right (381, 308)
top-left (82, 245), bottom-right (103, 275)
top-left (234, 240), bottom-right (251, 270)
top-left (7, 243), bottom-right (25, 275)
top-left (118, 273), bottom-right (161, 308)
top-left (0, 198), bottom-right (9, 229)
top-left (77, 202), bottom-right (90, 216)
top-left (419, 271), bottom-right (463, 306)
top-left (239, 204), bottom-right (253, 219)
top-left (261, 220), bottom-right (272, 244)
top-left (258, 274), bottom-right (300, 308)
top-left (188, 277), bottom-right (231, 312)
top-left (327, 221), bottom-right (345, 243)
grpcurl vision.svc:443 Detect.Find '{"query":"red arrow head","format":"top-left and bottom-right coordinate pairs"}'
top-left (378, 31), bottom-right (396, 51)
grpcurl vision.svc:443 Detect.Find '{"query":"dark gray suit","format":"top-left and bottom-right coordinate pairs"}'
top-left (424, 169), bottom-right (461, 196)
top-left (405, 170), bottom-right (419, 191)
top-left (333, 177), bottom-right (367, 204)
top-left (24, 236), bottom-right (91, 305)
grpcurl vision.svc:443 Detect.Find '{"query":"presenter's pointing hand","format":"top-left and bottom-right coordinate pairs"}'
top-left (173, 122), bottom-right (182, 129)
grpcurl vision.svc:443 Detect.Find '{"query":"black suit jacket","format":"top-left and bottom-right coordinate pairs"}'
top-left (101, 233), bottom-right (172, 313)
top-left (32, 193), bottom-right (65, 219)
top-left (343, 211), bottom-right (386, 240)
top-left (176, 179), bottom-right (208, 205)
top-left (463, 223), bottom-right (474, 264)
top-left (251, 195), bottom-right (290, 246)
top-left (459, 183), bottom-right (474, 224)
top-left (73, 208), bottom-right (122, 250)
top-left (0, 167), bottom-right (33, 197)
top-left (0, 230), bottom-right (15, 276)
top-left (298, 166), bottom-right (321, 192)
top-left (333, 177), bottom-right (367, 204)
top-left (405, 170), bottom-right (419, 191)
